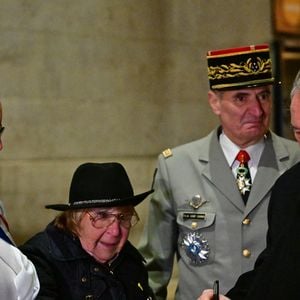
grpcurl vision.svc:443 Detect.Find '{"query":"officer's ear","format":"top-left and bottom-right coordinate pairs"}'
top-left (208, 90), bottom-right (222, 116)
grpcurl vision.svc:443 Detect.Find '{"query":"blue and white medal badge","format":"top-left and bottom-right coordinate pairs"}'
top-left (180, 195), bottom-right (210, 265)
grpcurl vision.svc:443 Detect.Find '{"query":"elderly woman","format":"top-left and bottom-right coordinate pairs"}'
top-left (20, 162), bottom-right (155, 300)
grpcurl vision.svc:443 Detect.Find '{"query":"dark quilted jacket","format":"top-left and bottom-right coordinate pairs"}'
top-left (20, 222), bottom-right (154, 300)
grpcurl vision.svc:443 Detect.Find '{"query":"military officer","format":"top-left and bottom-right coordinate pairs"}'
top-left (198, 70), bottom-right (300, 300)
top-left (138, 44), bottom-right (300, 300)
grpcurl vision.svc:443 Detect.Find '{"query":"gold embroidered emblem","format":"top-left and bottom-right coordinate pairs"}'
top-left (208, 57), bottom-right (272, 81)
top-left (162, 148), bottom-right (172, 158)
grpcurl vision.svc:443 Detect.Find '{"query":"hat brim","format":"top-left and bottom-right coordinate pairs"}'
top-left (211, 78), bottom-right (276, 91)
top-left (45, 189), bottom-right (154, 211)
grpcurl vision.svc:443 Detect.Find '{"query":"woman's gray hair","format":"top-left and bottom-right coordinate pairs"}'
top-left (54, 209), bottom-right (87, 236)
top-left (291, 70), bottom-right (300, 98)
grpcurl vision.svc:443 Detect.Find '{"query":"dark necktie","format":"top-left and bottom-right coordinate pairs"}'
top-left (236, 150), bottom-right (252, 204)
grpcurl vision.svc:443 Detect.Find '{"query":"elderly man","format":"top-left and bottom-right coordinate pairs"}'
top-left (198, 70), bottom-right (300, 299)
top-left (139, 44), bottom-right (300, 299)
top-left (0, 101), bottom-right (40, 300)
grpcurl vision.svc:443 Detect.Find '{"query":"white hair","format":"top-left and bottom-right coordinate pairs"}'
top-left (290, 70), bottom-right (300, 98)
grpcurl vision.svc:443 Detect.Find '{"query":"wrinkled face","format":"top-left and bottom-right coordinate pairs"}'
top-left (0, 103), bottom-right (3, 151)
top-left (290, 91), bottom-right (300, 143)
top-left (208, 86), bottom-right (272, 148)
top-left (78, 206), bottom-right (133, 263)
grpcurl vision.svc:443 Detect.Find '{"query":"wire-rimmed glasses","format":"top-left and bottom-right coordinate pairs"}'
top-left (87, 209), bottom-right (140, 229)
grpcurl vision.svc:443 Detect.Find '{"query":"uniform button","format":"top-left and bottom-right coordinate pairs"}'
top-left (81, 277), bottom-right (87, 283)
top-left (93, 267), bottom-right (99, 272)
top-left (242, 218), bottom-right (251, 225)
top-left (191, 222), bottom-right (198, 229)
top-left (243, 249), bottom-right (251, 257)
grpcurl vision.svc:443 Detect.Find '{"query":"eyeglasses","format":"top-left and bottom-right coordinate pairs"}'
top-left (0, 126), bottom-right (5, 137)
top-left (87, 210), bottom-right (140, 229)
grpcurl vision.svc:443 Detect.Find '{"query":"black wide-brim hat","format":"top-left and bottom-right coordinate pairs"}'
top-left (45, 162), bottom-right (154, 211)
top-left (207, 44), bottom-right (275, 90)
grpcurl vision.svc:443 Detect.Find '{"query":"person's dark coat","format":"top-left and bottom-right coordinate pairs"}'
top-left (20, 222), bottom-right (154, 300)
top-left (226, 161), bottom-right (300, 300)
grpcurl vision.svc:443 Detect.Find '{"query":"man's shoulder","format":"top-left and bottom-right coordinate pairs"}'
top-left (269, 131), bottom-right (300, 160)
top-left (270, 131), bottom-right (299, 149)
top-left (0, 239), bottom-right (28, 273)
top-left (277, 161), bottom-right (300, 181)
top-left (269, 162), bottom-right (300, 211)
top-left (159, 130), bottom-right (215, 161)
top-left (0, 239), bottom-right (39, 299)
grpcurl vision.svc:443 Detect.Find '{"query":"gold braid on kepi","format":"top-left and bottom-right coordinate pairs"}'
top-left (207, 44), bottom-right (275, 90)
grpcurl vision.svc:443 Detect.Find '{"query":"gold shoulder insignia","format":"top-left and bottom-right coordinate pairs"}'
top-left (162, 148), bottom-right (173, 158)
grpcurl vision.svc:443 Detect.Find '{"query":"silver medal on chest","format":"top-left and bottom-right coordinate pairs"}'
top-left (181, 232), bottom-right (210, 265)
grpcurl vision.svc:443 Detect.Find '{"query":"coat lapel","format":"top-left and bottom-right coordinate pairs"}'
top-left (200, 130), bottom-right (293, 215)
top-left (201, 130), bottom-right (245, 212)
top-left (245, 138), bottom-right (277, 213)
top-left (245, 132), bottom-right (293, 214)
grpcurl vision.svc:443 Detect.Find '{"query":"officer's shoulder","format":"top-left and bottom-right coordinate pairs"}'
top-left (270, 131), bottom-right (299, 152)
top-left (161, 148), bottom-right (173, 159)
top-left (160, 139), bottom-right (201, 159)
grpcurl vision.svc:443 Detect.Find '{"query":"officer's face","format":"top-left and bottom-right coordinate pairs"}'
top-left (208, 86), bottom-right (272, 148)
top-left (290, 91), bottom-right (300, 144)
top-left (78, 206), bottom-right (131, 263)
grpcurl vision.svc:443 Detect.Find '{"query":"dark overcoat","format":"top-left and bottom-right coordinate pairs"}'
top-left (20, 222), bottom-right (154, 300)
top-left (227, 161), bottom-right (300, 299)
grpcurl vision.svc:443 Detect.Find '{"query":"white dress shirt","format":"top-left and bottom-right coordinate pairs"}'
top-left (219, 132), bottom-right (265, 181)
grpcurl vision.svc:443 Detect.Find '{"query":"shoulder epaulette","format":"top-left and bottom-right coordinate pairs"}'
top-left (162, 148), bottom-right (173, 158)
